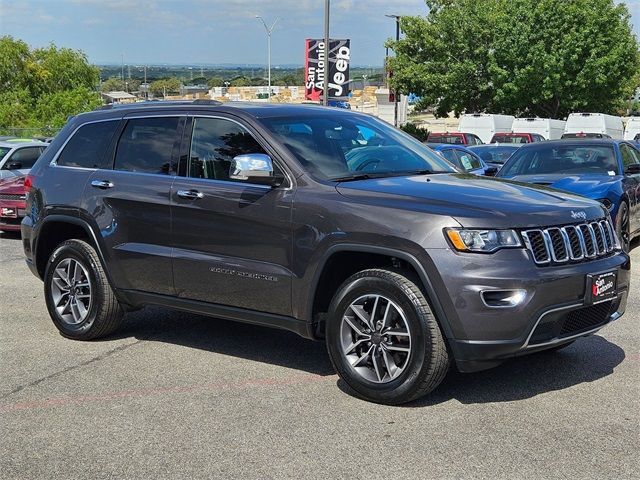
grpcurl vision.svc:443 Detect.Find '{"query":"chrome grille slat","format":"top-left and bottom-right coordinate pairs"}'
top-left (0, 194), bottom-right (25, 201)
top-left (523, 218), bottom-right (618, 265)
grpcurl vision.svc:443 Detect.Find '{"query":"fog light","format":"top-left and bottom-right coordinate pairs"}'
top-left (481, 289), bottom-right (527, 308)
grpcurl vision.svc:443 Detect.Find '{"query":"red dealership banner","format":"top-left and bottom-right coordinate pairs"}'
top-left (304, 39), bottom-right (351, 101)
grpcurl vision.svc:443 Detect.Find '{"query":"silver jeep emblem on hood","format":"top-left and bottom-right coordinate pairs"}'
top-left (571, 210), bottom-right (587, 220)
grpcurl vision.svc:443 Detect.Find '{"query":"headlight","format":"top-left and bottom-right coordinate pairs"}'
top-left (445, 228), bottom-right (522, 253)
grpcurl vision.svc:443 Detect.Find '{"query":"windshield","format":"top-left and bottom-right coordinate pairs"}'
top-left (498, 144), bottom-right (619, 177)
top-left (427, 134), bottom-right (464, 144)
top-left (468, 145), bottom-right (519, 164)
top-left (261, 113), bottom-right (456, 181)
top-left (492, 134), bottom-right (529, 144)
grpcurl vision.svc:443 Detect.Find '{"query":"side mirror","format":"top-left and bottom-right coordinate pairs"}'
top-left (229, 153), bottom-right (274, 183)
top-left (484, 166), bottom-right (498, 177)
top-left (624, 164), bottom-right (640, 175)
top-left (7, 161), bottom-right (22, 170)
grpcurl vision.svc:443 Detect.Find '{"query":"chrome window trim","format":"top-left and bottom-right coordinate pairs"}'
top-left (50, 118), bottom-right (121, 168)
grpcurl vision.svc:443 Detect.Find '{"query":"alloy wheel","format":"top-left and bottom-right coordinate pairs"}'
top-left (50, 258), bottom-right (92, 325)
top-left (340, 294), bottom-right (412, 383)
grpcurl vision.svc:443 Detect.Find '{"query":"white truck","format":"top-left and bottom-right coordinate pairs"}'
top-left (563, 113), bottom-right (624, 139)
top-left (458, 113), bottom-right (514, 144)
top-left (623, 117), bottom-right (640, 141)
top-left (511, 117), bottom-right (566, 140)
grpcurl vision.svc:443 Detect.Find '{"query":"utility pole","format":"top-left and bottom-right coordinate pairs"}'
top-left (323, 0), bottom-right (330, 106)
top-left (256, 16), bottom-right (280, 102)
top-left (121, 53), bottom-right (124, 81)
top-left (385, 14), bottom-right (401, 127)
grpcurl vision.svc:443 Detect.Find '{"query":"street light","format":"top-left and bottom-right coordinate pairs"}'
top-left (255, 15), bottom-right (280, 102)
top-left (385, 14), bottom-right (401, 127)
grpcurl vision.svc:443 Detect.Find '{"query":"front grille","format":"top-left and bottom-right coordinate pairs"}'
top-left (560, 301), bottom-right (613, 335)
top-left (0, 193), bottom-right (25, 201)
top-left (522, 219), bottom-right (617, 265)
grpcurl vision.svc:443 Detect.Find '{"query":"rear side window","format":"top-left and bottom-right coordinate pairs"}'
top-left (57, 121), bottom-right (119, 168)
top-left (4, 147), bottom-right (43, 169)
top-left (114, 117), bottom-right (180, 174)
top-left (427, 134), bottom-right (463, 144)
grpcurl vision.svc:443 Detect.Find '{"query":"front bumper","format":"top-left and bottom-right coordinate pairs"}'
top-left (423, 247), bottom-right (631, 372)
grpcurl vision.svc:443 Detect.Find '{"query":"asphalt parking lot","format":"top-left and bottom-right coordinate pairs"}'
top-left (0, 232), bottom-right (638, 479)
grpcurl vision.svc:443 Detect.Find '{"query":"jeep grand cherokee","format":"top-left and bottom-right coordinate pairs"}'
top-left (22, 101), bottom-right (630, 404)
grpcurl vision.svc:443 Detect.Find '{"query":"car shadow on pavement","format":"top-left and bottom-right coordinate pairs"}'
top-left (400, 334), bottom-right (626, 407)
top-left (0, 231), bottom-right (21, 240)
top-left (110, 306), bottom-right (336, 376)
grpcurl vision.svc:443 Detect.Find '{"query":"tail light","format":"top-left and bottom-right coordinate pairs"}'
top-left (24, 174), bottom-right (34, 193)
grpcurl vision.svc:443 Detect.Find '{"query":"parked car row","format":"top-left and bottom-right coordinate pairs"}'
top-left (426, 112), bottom-right (639, 147)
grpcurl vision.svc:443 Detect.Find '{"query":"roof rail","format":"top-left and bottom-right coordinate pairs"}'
top-left (95, 99), bottom-right (222, 111)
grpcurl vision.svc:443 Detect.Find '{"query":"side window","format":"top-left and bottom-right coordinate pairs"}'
top-left (57, 121), bottom-right (119, 168)
top-left (620, 144), bottom-right (637, 168)
top-left (5, 147), bottom-right (42, 169)
top-left (624, 144), bottom-right (640, 164)
top-left (455, 150), bottom-right (482, 170)
top-left (438, 148), bottom-right (460, 167)
top-left (114, 117), bottom-right (180, 174)
top-left (188, 117), bottom-right (268, 182)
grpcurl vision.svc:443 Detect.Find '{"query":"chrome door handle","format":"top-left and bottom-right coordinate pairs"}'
top-left (177, 189), bottom-right (204, 200)
top-left (91, 180), bottom-right (114, 189)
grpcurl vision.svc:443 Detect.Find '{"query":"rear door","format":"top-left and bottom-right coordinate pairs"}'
top-left (83, 113), bottom-right (185, 295)
top-left (171, 114), bottom-right (294, 316)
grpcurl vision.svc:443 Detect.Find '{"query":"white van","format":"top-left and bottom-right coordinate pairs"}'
top-left (511, 118), bottom-right (566, 140)
top-left (563, 113), bottom-right (624, 139)
top-left (458, 113), bottom-right (515, 144)
top-left (623, 117), bottom-right (640, 141)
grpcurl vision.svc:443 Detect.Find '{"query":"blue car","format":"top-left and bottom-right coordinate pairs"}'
top-left (467, 143), bottom-right (522, 171)
top-left (427, 143), bottom-right (495, 175)
top-left (496, 139), bottom-right (640, 251)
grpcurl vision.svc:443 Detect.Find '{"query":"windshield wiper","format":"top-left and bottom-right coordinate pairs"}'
top-left (331, 173), bottom-right (373, 182)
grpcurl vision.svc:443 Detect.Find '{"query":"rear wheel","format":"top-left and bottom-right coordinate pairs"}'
top-left (615, 201), bottom-right (630, 253)
top-left (325, 269), bottom-right (450, 405)
top-left (44, 239), bottom-right (123, 340)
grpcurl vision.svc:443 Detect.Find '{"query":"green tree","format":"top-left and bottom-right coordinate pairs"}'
top-left (388, 0), bottom-right (640, 118)
top-left (0, 36), bottom-right (102, 134)
top-left (34, 88), bottom-right (102, 129)
top-left (149, 77), bottom-right (181, 96)
top-left (207, 76), bottom-right (224, 88)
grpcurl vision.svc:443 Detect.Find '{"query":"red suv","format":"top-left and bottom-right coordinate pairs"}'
top-left (490, 132), bottom-right (545, 143)
top-left (426, 132), bottom-right (483, 145)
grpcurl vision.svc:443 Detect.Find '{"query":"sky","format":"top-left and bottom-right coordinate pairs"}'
top-left (0, 0), bottom-right (638, 67)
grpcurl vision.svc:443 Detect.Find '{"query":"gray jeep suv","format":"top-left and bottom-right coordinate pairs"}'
top-left (22, 101), bottom-right (630, 404)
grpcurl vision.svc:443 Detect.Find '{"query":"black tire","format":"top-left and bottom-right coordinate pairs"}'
top-left (615, 201), bottom-right (630, 253)
top-left (325, 268), bottom-right (450, 405)
top-left (44, 239), bottom-right (123, 340)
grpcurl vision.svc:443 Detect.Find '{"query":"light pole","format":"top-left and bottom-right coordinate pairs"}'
top-left (385, 14), bottom-right (401, 127)
top-left (323, 0), bottom-right (330, 106)
top-left (255, 16), bottom-right (280, 102)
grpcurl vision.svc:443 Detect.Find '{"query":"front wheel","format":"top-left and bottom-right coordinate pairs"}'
top-left (44, 239), bottom-right (123, 340)
top-left (325, 269), bottom-right (450, 405)
top-left (615, 201), bottom-right (630, 253)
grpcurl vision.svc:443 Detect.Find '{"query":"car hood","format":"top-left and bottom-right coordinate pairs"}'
top-left (336, 173), bottom-right (606, 229)
top-left (0, 175), bottom-right (26, 195)
top-left (500, 174), bottom-right (618, 200)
